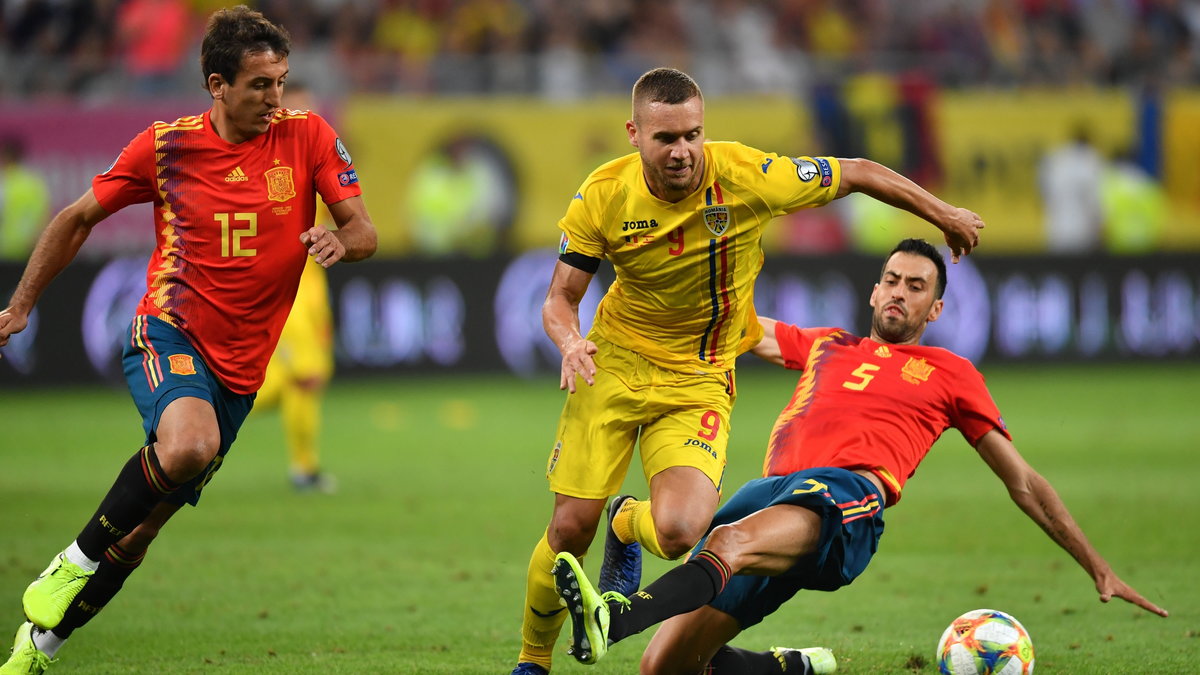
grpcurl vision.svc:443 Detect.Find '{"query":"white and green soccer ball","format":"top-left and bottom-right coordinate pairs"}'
top-left (936, 608), bottom-right (1035, 675)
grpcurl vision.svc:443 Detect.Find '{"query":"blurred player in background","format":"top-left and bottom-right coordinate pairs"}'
top-left (511, 68), bottom-right (985, 674)
top-left (254, 81), bottom-right (338, 494)
top-left (0, 137), bottom-right (51, 261)
top-left (0, 7), bottom-right (375, 673)
top-left (553, 238), bottom-right (1168, 674)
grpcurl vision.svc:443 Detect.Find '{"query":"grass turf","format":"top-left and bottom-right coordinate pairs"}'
top-left (0, 363), bottom-right (1195, 673)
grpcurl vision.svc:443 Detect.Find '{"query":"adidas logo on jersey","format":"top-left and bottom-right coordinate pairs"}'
top-left (225, 166), bottom-right (248, 182)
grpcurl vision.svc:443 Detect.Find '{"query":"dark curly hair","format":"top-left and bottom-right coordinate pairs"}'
top-left (200, 5), bottom-right (290, 90)
top-left (882, 238), bottom-right (947, 299)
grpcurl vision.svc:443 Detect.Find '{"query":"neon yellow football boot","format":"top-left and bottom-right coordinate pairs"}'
top-left (22, 553), bottom-right (93, 630)
top-left (0, 622), bottom-right (54, 674)
top-left (771, 646), bottom-right (837, 674)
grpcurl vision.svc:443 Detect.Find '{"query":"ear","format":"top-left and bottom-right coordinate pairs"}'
top-left (925, 298), bottom-right (944, 324)
top-left (626, 120), bottom-right (638, 148)
top-left (208, 73), bottom-right (225, 100)
top-left (868, 282), bottom-right (881, 309)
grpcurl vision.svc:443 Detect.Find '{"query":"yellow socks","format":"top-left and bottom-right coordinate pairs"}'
top-left (612, 498), bottom-right (674, 560)
top-left (282, 385), bottom-right (321, 475)
top-left (518, 532), bottom-right (574, 669)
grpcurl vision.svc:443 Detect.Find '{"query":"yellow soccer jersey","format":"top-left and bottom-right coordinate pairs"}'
top-left (558, 141), bottom-right (841, 373)
top-left (274, 257), bottom-right (334, 380)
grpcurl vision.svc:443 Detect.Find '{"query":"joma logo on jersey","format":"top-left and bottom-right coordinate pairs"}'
top-left (683, 438), bottom-right (718, 459)
top-left (622, 219), bottom-right (659, 232)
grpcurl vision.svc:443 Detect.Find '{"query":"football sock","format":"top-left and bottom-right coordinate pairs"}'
top-left (282, 384), bottom-right (321, 475)
top-left (614, 498), bottom-right (677, 560)
top-left (518, 531), bottom-right (576, 670)
top-left (74, 445), bottom-right (179, 560)
top-left (706, 645), bottom-right (806, 674)
top-left (30, 626), bottom-right (64, 658)
top-left (63, 541), bottom-right (99, 573)
top-left (609, 549), bottom-right (731, 643)
top-left (52, 542), bottom-right (146, 639)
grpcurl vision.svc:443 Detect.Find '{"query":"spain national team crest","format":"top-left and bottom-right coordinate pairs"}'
top-left (264, 166), bottom-right (295, 203)
top-left (703, 205), bottom-right (730, 236)
top-left (901, 356), bottom-right (934, 385)
top-left (168, 354), bottom-right (196, 376)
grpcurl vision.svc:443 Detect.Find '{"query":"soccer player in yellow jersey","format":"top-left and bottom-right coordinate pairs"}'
top-left (256, 255), bottom-right (336, 492)
top-left (509, 67), bottom-right (985, 675)
top-left (255, 82), bottom-right (337, 493)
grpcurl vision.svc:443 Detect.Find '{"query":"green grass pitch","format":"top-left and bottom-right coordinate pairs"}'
top-left (1, 363), bottom-right (1196, 673)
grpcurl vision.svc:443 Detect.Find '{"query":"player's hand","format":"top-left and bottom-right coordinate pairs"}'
top-left (559, 337), bottom-right (598, 393)
top-left (0, 307), bottom-right (30, 356)
top-left (939, 207), bottom-right (985, 263)
top-left (300, 225), bottom-right (346, 267)
top-left (1096, 572), bottom-right (1169, 617)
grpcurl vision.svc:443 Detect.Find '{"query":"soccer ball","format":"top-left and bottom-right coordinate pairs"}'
top-left (936, 608), bottom-right (1035, 674)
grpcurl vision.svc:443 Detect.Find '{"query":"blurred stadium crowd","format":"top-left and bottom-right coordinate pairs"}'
top-left (1, 0), bottom-right (1197, 102)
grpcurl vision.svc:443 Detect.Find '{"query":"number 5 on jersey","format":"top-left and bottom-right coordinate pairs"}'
top-left (215, 212), bottom-right (258, 257)
top-left (842, 363), bottom-right (880, 391)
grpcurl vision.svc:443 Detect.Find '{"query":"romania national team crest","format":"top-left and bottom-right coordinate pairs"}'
top-left (547, 440), bottom-right (563, 475)
top-left (703, 205), bottom-right (730, 236)
top-left (168, 354), bottom-right (196, 376)
top-left (901, 356), bottom-right (934, 385)
top-left (264, 165), bottom-right (295, 203)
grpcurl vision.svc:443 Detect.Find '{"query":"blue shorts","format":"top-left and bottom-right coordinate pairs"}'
top-left (701, 467), bottom-right (886, 629)
top-left (122, 315), bottom-right (255, 506)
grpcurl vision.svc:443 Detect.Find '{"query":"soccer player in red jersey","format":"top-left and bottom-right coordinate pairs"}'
top-left (553, 239), bottom-right (1167, 674)
top-left (0, 7), bottom-right (375, 671)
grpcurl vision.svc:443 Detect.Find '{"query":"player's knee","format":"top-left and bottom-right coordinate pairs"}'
top-left (154, 433), bottom-right (220, 482)
top-left (639, 645), bottom-right (688, 675)
top-left (654, 519), bottom-right (707, 560)
top-left (548, 513), bottom-right (600, 556)
top-left (702, 523), bottom-right (752, 570)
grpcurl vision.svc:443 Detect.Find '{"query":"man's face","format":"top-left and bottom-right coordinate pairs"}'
top-left (868, 252), bottom-right (944, 345)
top-left (211, 50), bottom-right (288, 143)
top-left (626, 96), bottom-right (705, 202)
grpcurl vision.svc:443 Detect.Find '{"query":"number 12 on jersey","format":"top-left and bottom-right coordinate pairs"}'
top-left (215, 212), bottom-right (258, 257)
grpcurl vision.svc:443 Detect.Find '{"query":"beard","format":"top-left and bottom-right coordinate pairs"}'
top-left (871, 311), bottom-right (920, 345)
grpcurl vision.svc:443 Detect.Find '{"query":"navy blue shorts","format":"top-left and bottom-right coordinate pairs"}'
top-left (122, 315), bottom-right (255, 506)
top-left (701, 467), bottom-right (886, 629)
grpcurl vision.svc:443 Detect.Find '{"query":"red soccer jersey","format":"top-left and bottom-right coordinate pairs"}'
top-left (762, 323), bottom-right (1010, 505)
top-left (92, 109), bottom-right (361, 394)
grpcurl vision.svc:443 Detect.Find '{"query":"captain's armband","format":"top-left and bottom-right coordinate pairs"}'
top-left (559, 251), bottom-right (601, 274)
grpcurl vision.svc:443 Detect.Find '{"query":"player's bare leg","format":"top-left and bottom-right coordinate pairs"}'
top-left (22, 397), bottom-right (217, 633)
top-left (153, 397), bottom-right (221, 483)
top-left (642, 605), bottom-right (741, 675)
top-left (9, 500), bottom-right (186, 669)
top-left (639, 466), bottom-right (719, 559)
top-left (514, 494), bottom-right (606, 673)
top-left (703, 504), bottom-right (823, 576)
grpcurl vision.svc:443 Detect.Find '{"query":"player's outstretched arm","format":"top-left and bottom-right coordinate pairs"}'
top-left (836, 158), bottom-right (983, 262)
top-left (307, 195), bottom-right (377, 266)
top-left (749, 316), bottom-right (785, 367)
top-left (974, 429), bottom-right (1169, 617)
top-left (543, 260), bottom-right (596, 393)
top-left (0, 189), bottom-right (109, 353)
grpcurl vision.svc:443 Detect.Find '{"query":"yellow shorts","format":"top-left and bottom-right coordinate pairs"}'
top-left (546, 336), bottom-right (734, 499)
